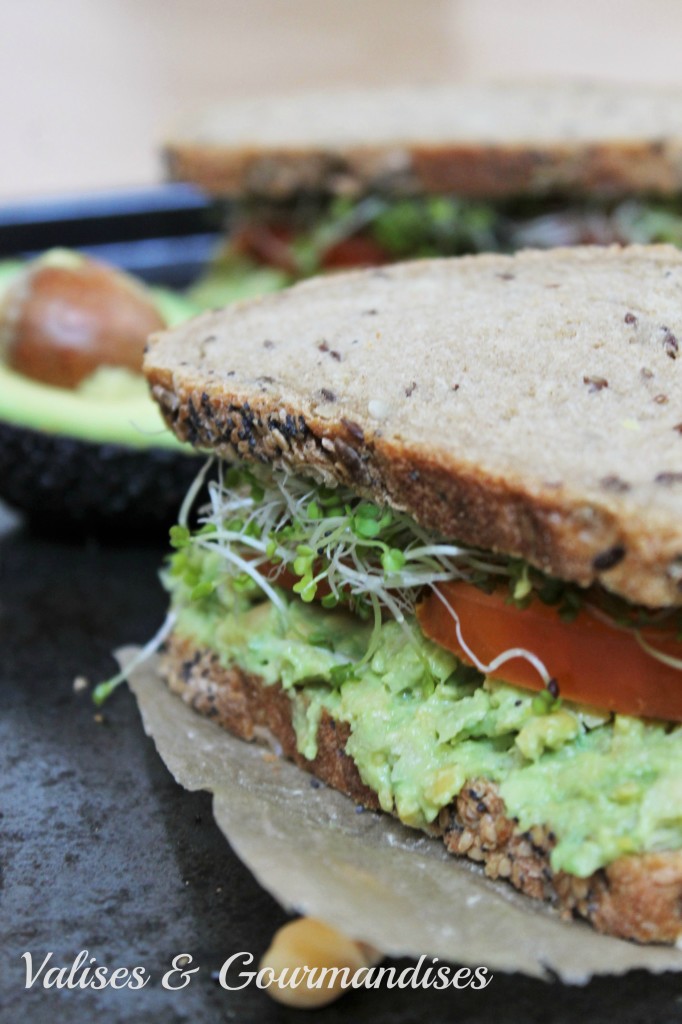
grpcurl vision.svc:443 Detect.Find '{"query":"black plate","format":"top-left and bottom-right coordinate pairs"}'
top-left (1, 192), bottom-right (681, 1022)
top-left (0, 183), bottom-right (223, 286)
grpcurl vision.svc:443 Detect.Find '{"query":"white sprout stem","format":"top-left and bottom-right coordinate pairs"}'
top-left (404, 543), bottom-right (471, 560)
top-left (198, 542), bottom-right (287, 612)
top-left (207, 488), bottom-right (254, 517)
top-left (275, 473), bottom-right (315, 518)
top-left (179, 456), bottom-right (215, 528)
top-left (376, 588), bottom-right (408, 625)
top-left (355, 593), bottom-right (385, 666)
top-left (205, 530), bottom-right (270, 554)
top-left (308, 517), bottom-right (350, 551)
top-left (428, 584), bottom-right (552, 686)
top-left (93, 610), bottom-right (178, 704)
top-left (298, 566), bottom-right (334, 596)
top-left (635, 631), bottom-right (682, 671)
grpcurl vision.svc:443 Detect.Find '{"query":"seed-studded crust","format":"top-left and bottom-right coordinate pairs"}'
top-left (162, 631), bottom-right (682, 945)
top-left (145, 247), bottom-right (682, 608)
top-left (164, 82), bottom-right (682, 199)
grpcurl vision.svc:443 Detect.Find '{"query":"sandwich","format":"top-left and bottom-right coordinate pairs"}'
top-left (170, 81), bottom-right (682, 305)
top-left (135, 244), bottom-right (682, 946)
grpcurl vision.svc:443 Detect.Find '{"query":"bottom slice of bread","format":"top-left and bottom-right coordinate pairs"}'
top-left (161, 631), bottom-right (682, 945)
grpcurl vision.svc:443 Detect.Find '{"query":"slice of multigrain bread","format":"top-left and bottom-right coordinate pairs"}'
top-left (164, 81), bottom-right (682, 199)
top-left (145, 246), bottom-right (682, 608)
top-left (161, 632), bottom-right (682, 944)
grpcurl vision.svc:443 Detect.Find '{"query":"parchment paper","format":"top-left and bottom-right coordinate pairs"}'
top-left (122, 649), bottom-right (682, 983)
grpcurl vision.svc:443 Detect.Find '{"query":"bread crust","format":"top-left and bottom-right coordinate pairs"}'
top-left (163, 83), bottom-right (682, 200)
top-left (165, 139), bottom-right (682, 202)
top-left (145, 247), bottom-right (682, 608)
top-left (161, 631), bottom-right (682, 945)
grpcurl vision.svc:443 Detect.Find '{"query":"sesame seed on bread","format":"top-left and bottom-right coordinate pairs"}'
top-left (164, 81), bottom-right (682, 199)
top-left (144, 246), bottom-right (682, 608)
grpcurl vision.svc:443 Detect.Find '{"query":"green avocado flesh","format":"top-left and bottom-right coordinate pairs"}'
top-left (168, 559), bottom-right (682, 880)
top-left (0, 363), bottom-right (187, 449)
top-left (0, 254), bottom-right (290, 447)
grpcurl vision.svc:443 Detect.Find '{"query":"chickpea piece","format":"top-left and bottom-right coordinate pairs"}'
top-left (259, 917), bottom-right (382, 1008)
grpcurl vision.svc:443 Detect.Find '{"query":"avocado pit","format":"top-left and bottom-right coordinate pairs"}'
top-left (0, 252), bottom-right (165, 389)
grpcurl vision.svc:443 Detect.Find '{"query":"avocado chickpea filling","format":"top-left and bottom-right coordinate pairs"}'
top-left (97, 461), bottom-right (682, 880)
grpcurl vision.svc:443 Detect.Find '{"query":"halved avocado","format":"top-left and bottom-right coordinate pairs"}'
top-left (0, 262), bottom-right (203, 536)
top-left (0, 420), bottom-right (202, 536)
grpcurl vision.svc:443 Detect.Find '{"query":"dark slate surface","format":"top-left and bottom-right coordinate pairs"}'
top-left (2, 506), bottom-right (682, 1023)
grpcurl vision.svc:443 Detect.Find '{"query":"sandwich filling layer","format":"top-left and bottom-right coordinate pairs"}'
top-left (162, 463), bottom-right (682, 881)
top-left (191, 194), bottom-right (682, 306)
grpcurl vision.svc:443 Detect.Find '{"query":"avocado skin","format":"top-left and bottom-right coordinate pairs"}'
top-left (0, 421), bottom-right (202, 537)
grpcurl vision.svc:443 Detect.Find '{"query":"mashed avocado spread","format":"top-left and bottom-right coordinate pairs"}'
top-left (168, 552), bottom-right (682, 879)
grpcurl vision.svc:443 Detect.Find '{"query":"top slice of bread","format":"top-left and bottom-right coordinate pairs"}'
top-left (145, 245), bottom-right (682, 608)
top-left (165, 81), bottom-right (682, 199)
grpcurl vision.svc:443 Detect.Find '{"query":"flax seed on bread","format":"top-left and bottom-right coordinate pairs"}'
top-left (162, 631), bottom-right (682, 944)
top-left (164, 82), bottom-right (682, 199)
top-left (145, 245), bottom-right (682, 608)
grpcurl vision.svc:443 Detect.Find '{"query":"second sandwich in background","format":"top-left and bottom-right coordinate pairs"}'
top-left (169, 81), bottom-right (682, 306)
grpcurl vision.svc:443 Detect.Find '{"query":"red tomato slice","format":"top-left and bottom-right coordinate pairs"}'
top-left (321, 236), bottom-right (388, 269)
top-left (416, 581), bottom-right (682, 722)
top-left (234, 225), bottom-right (388, 273)
top-left (233, 224), bottom-right (299, 273)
